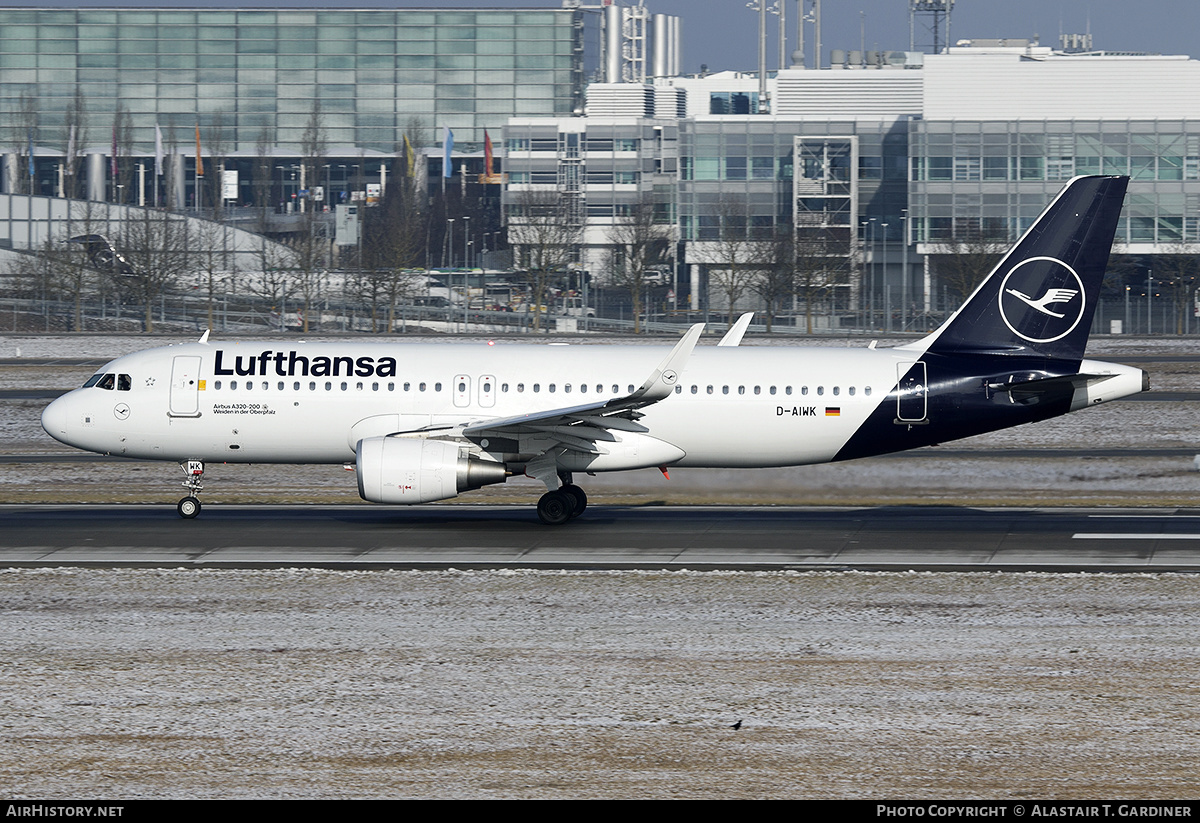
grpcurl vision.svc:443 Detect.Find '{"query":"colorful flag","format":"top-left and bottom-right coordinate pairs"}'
top-left (442, 127), bottom-right (454, 178)
top-left (155, 124), bottom-right (164, 177)
top-left (484, 130), bottom-right (494, 178)
top-left (195, 125), bottom-right (204, 177)
top-left (825, 407), bottom-right (841, 417)
top-left (403, 134), bottom-right (415, 178)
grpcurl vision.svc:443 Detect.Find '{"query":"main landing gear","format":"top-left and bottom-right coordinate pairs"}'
top-left (536, 482), bottom-right (587, 526)
top-left (177, 460), bottom-right (204, 519)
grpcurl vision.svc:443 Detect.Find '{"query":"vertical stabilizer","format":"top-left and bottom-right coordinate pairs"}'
top-left (917, 175), bottom-right (1128, 362)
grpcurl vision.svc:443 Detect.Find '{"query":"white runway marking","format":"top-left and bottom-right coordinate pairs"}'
top-left (1089, 514), bottom-right (1200, 519)
top-left (1073, 533), bottom-right (1200, 540)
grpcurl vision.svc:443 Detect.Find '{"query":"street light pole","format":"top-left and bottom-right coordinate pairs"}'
top-left (901, 209), bottom-right (908, 332)
top-left (881, 222), bottom-right (889, 332)
top-left (463, 215), bottom-right (471, 270)
top-left (1147, 269), bottom-right (1153, 335)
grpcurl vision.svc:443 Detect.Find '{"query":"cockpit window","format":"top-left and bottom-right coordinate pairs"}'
top-left (117, 374), bottom-right (131, 391)
top-left (95, 374), bottom-right (116, 390)
top-left (83, 373), bottom-right (104, 388)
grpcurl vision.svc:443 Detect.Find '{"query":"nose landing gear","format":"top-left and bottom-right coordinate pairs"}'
top-left (178, 460), bottom-right (204, 519)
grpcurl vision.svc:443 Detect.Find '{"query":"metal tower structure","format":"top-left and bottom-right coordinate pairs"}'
top-left (909, 0), bottom-right (954, 55)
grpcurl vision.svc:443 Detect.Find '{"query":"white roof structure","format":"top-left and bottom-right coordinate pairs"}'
top-left (923, 49), bottom-right (1200, 120)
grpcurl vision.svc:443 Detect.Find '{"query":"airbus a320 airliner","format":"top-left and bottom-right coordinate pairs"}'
top-left (42, 175), bottom-right (1147, 524)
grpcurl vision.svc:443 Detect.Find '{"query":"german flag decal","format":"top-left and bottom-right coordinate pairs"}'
top-left (825, 407), bottom-right (841, 417)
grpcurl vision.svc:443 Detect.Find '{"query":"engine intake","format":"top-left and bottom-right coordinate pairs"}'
top-left (355, 436), bottom-right (507, 504)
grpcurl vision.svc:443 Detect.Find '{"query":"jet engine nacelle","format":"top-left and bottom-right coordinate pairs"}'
top-left (355, 436), bottom-right (508, 504)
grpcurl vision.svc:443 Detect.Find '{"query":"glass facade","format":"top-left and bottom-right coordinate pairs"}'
top-left (0, 7), bottom-right (581, 153)
top-left (678, 117), bottom-right (909, 242)
top-left (910, 119), bottom-right (1200, 247)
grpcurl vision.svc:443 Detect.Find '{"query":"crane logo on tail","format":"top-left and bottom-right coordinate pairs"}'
top-left (997, 256), bottom-right (1086, 344)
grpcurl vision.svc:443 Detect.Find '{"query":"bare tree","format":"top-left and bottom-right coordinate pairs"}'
top-left (112, 104), bottom-right (135, 204)
top-left (4, 241), bottom-right (60, 323)
top-left (696, 196), bottom-right (764, 328)
top-left (116, 210), bottom-right (194, 332)
top-left (286, 215), bottom-right (329, 333)
top-left (1155, 243), bottom-right (1200, 335)
top-left (252, 127), bottom-right (275, 231)
top-left (62, 88), bottom-right (88, 200)
top-left (750, 226), bottom-right (796, 333)
top-left (506, 189), bottom-right (581, 331)
top-left (161, 119), bottom-right (182, 211)
top-left (361, 155), bottom-right (426, 332)
top-left (57, 200), bottom-right (113, 331)
top-left (930, 220), bottom-right (1010, 302)
top-left (8, 92), bottom-right (39, 195)
top-left (793, 224), bottom-right (855, 334)
top-left (248, 235), bottom-right (297, 329)
top-left (605, 197), bottom-right (672, 334)
top-left (300, 100), bottom-right (327, 216)
top-left (193, 218), bottom-right (241, 331)
top-left (203, 111), bottom-right (232, 220)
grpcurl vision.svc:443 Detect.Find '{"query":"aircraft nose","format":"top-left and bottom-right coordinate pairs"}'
top-left (41, 393), bottom-right (73, 446)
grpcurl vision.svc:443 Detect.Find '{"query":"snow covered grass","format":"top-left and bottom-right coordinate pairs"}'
top-left (2, 568), bottom-right (1199, 799)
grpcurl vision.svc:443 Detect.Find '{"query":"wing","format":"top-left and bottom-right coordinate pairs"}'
top-left (461, 323), bottom-right (705, 455)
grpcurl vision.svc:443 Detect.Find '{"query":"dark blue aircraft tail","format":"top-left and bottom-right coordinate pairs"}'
top-left (919, 175), bottom-right (1128, 362)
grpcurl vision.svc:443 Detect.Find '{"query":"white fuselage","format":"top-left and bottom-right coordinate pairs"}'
top-left (41, 338), bottom-right (1147, 474)
top-left (43, 339), bottom-right (927, 469)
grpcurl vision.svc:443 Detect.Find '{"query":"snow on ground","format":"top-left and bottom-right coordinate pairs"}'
top-left (2, 568), bottom-right (1199, 799)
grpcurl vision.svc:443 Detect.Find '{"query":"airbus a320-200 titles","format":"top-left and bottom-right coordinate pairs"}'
top-left (42, 176), bottom-right (1147, 524)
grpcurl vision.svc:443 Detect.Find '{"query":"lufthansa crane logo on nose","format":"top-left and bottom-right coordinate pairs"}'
top-left (997, 256), bottom-right (1086, 344)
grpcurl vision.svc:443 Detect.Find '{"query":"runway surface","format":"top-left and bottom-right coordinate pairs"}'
top-left (4, 503), bottom-right (1200, 571)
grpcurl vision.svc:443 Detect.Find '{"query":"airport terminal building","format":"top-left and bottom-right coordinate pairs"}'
top-left (504, 42), bottom-right (1200, 323)
top-left (0, 4), bottom-right (1197, 327)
